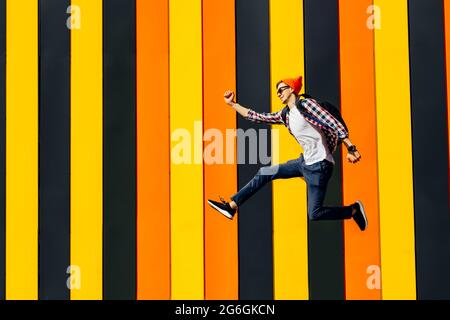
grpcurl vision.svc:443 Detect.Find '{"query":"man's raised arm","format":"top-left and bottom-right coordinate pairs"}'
top-left (224, 90), bottom-right (283, 125)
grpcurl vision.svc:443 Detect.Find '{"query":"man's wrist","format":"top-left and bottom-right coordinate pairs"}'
top-left (342, 137), bottom-right (350, 146)
top-left (347, 145), bottom-right (357, 153)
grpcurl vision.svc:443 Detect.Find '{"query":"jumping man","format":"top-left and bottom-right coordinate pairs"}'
top-left (207, 76), bottom-right (368, 231)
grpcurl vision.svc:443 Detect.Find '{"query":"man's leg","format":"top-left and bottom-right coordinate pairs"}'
top-left (230, 158), bottom-right (303, 207)
top-left (305, 160), bottom-right (354, 221)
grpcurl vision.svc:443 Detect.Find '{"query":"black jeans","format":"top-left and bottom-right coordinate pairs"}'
top-left (231, 154), bottom-right (353, 220)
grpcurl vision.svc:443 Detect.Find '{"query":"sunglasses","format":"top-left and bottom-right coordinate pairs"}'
top-left (276, 85), bottom-right (291, 95)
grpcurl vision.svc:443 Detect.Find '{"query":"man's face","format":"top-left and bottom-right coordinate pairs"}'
top-left (276, 82), bottom-right (293, 104)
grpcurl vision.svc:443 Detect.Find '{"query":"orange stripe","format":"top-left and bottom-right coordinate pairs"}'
top-left (445, 0), bottom-right (450, 203)
top-left (202, 0), bottom-right (238, 300)
top-left (339, 0), bottom-right (382, 299)
top-left (136, 0), bottom-right (171, 299)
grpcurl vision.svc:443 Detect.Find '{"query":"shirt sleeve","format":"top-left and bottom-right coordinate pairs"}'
top-left (301, 98), bottom-right (348, 139)
top-left (245, 109), bottom-right (284, 125)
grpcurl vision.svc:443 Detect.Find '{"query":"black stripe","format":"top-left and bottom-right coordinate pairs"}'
top-left (304, 0), bottom-right (345, 300)
top-left (235, 0), bottom-right (273, 299)
top-left (38, 0), bottom-right (71, 300)
top-left (103, 0), bottom-right (136, 300)
top-left (0, 0), bottom-right (5, 301)
top-left (408, 0), bottom-right (450, 299)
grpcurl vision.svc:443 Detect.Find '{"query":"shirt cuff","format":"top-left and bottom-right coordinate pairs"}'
top-left (246, 109), bottom-right (256, 120)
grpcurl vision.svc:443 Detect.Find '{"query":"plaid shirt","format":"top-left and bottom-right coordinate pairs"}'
top-left (245, 98), bottom-right (348, 153)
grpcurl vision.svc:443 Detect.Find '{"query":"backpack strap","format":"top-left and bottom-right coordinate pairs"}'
top-left (281, 96), bottom-right (311, 124)
top-left (281, 105), bottom-right (290, 124)
top-left (298, 94), bottom-right (349, 133)
top-left (319, 101), bottom-right (349, 132)
top-left (299, 93), bottom-right (312, 99)
top-left (283, 94), bottom-right (349, 138)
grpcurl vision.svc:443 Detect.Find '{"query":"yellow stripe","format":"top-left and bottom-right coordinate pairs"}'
top-left (373, 0), bottom-right (416, 299)
top-left (71, 0), bottom-right (103, 300)
top-left (169, 0), bottom-right (204, 299)
top-left (270, 0), bottom-right (309, 300)
top-left (6, 0), bottom-right (38, 300)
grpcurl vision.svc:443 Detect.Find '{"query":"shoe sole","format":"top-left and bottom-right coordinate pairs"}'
top-left (356, 200), bottom-right (368, 230)
top-left (207, 200), bottom-right (234, 220)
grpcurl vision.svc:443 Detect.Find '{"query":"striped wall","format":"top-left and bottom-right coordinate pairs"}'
top-left (236, 0), bottom-right (273, 300)
top-left (0, 0), bottom-right (449, 300)
top-left (39, 0), bottom-right (71, 299)
top-left (6, 0), bottom-right (39, 300)
top-left (270, 0), bottom-right (308, 300)
top-left (340, 0), bottom-right (381, 300)
top-left (202, 0), bottom-right (239, 300)
top-left (304, 0), bottom-right (346, 299)
top-left (136, 0), bottom-right (171, 300)
top-left (0, 0), bottom-right (6, 301)
top-left (374, 0), bottom-right (417, 299)
top-left (70, 0), bottom-right (103, 300)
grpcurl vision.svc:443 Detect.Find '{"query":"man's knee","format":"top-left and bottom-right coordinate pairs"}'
top-left (308, 207), bottom-right (322, 221)
top-left (257, 165), bottom-right (279, 178)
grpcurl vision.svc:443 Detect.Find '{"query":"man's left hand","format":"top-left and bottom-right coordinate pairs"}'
top-left (346, 150), bottom-right (361, 164)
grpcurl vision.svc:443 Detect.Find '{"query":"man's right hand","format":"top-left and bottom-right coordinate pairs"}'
top-left (224, 90), bottom-right (235, 105)
top-left (224, 90), bottom-right (250, 118)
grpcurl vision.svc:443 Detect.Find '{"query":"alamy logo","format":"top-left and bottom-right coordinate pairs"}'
top-left (66, 265), bottom-right (81, 290)
top-left (66, 5), bottom-right (81, 30)
top-left (367, 5), bottom-right (381, 30)
top-left (366, 264), bottom-right (381, 290)
top-left (171, 121), bottom-right (280, 170)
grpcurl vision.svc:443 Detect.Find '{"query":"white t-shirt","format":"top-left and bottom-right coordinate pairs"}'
top-left (288, 106), bottom-right (335, 165)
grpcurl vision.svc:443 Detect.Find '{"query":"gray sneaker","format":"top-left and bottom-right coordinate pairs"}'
top-left (352, 200), bottom-right (368, 231)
